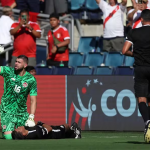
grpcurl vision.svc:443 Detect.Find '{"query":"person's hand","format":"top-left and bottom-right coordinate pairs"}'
top-left (26, 24), bottom-right (33, 32)
top-left (51, 46), bottom-right (57, 54)
top-left (40, 0), bottom-right (44, 2)
top-left (25, 114), bottom-right (35, 127)
top-left (19, 19), bottom-right (26, 27)
top-left (134, 3), bottom-right (140, 12)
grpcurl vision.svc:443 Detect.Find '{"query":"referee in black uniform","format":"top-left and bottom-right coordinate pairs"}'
top-left (122, 9), bottom-right (150, 143)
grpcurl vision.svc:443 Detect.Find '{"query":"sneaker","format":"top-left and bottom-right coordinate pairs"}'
top-left (144, 121), bottom-right (150, 143)
top-left (75, 127), bottom-right (81, 139)
top-left (71, 122), bottom-right (78, 131)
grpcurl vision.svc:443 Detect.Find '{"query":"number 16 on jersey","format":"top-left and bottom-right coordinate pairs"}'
top-left (14, 85), bottom-right (21, 93)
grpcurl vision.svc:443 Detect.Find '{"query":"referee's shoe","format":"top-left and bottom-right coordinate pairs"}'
top-left (144, 121), bottom-right (150, 143)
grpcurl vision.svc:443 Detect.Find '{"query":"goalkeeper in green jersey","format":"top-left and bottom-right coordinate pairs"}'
top-left (0, 55), bottom-right (37, 139)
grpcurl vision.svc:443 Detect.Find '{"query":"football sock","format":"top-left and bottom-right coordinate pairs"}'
top-left (138, 102), bottom-right (149, 123)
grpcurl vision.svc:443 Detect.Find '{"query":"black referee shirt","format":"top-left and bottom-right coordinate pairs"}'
top-left (25, 125), bottom-right (49, 139)
top-left (126, 25), bottom-right (150, 67)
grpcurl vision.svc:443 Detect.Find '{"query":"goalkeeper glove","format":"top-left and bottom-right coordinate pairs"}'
top-left (25, 114), bottom-right (35, 127)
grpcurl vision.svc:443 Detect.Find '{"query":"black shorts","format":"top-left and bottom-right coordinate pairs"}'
top-left (48, 125), bottom-right (66, 139)
top-left (134, 66), bottom-right (150, 98)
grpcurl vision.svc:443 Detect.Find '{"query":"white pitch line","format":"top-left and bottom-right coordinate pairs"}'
top-left (89, 136), bottom-right (140, 139)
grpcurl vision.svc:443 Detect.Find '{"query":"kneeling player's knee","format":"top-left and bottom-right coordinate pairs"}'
top-left (3, 133), bottom-right (13, 140)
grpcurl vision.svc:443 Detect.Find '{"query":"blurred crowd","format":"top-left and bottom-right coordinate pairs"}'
top-left (96, 0), bottom-right (149, 52)
top-left (0, 0), bottom-right (68, 15)
top-left (0, 0), bottom-right (148, 68)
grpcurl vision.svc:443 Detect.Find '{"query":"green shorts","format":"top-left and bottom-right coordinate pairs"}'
top-left (1, 112), bottom-right (29, 132)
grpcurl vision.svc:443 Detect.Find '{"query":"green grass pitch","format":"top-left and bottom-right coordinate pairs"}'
top-left (0, 131), bottom-right (150, 150)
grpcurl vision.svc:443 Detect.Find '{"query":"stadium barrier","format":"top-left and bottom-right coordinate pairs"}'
top-left (0, 76), bottom-right (144, 131)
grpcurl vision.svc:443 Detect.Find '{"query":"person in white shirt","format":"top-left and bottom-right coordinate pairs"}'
top-left (0, 6), bottom-right (14, 44)
top-left (0, 6), bottom-right (14, 65)
top-left (96, 0), bottom-right (127, 52)
top-left (128, 0), bottom-right (149, 29)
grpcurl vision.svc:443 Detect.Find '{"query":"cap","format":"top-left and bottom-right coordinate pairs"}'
top-left (127, 0), bottom-right (133, 7)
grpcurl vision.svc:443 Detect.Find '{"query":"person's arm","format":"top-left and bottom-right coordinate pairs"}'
top-left (47, 47), bottom-right (50, 60)
top-left (95, 0), bottom-right (107, 12)
top-left (30, 96), bottom-right (37, 115)
top-left (122, 30), bottom-right (134, 57)
top-left (42, 124), bottom-right (52, 132)
top-left (128, 0), bottom-right (139, 21)
top-left (25, 78), bottom-right (37, 127)
top-left (25, 95), bottom-right (37, 127)
top-left (10, 20), bottom-right (25, 35)
top-left (31, 29), bottom-right (41, 38)
top-left (10, 1), bottom-right (17, 9)
top-left (10, 24), bottom-right (21, 35)
top-left (29, 78), bottom-right (37, 115)
top-left (47, 32), bottom-right (50, 59)
top-left (51, 39), bottom-right (70, 54)
top-left (26, 24), bottom-right (41, 38)
top-left (51, 28), bottom-right (70, 54)
top-left (0, 66), bottom-right (11, 77)
top-left (57, 39), bottom-right (70, 48)
top-left (122, 41), bottom-right (134, 57)
top-left (95, 0), bottom-right (101, 4)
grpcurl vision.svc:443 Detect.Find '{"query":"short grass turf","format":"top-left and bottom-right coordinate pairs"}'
top-left (0, 131), bottom-right (150, 150)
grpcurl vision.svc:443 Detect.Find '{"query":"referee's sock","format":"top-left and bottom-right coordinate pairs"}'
top-left (138, 102), bottom-right (149, 123)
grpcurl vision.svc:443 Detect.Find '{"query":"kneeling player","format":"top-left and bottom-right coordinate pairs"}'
top-left (11, 122), bottom-right (81, 140)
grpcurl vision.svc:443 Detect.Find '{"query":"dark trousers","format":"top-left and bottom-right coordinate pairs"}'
top-left (16, 0), bottom-right (40, 12)
top-left (47, 59), bottom-right (68, 66)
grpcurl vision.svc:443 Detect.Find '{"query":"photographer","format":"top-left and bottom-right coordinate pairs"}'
top-left (128, 0), bottom-right (150, 28)
top-left (10, 9), bottom-right (41, 67)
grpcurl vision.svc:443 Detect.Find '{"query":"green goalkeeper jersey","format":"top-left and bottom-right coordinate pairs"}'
top-left (0, 66), bottom-right (37, 114)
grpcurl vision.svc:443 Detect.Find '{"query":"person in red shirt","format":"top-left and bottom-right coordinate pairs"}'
top-left (10, 9), bottom-right (41, 67)
top-left (0, 0), bottom-right (16, 9)
top-left (47, 13), bottom-right (70, 66)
